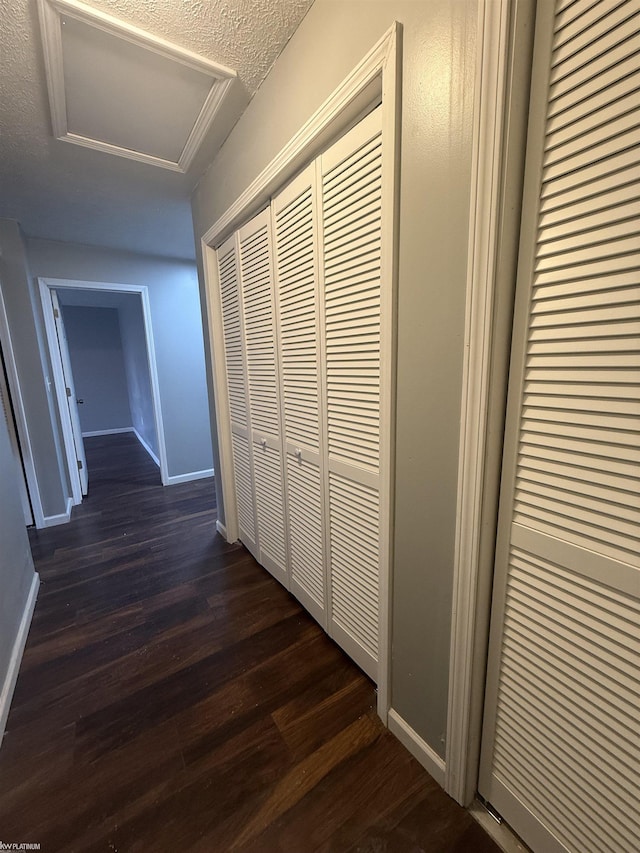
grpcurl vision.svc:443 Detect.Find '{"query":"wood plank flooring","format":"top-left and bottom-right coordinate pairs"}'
top-left (0, 433), bottom-right (500, 852)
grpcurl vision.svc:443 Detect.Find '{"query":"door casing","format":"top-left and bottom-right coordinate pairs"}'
top-left (38, 277), bottom-right (169, 503)
top-left (444, 0), bottom-right (537, 806)
top-left (50, 289), bottom-right (89, 498)
top-left (0, 281), bottom-right (45, 527)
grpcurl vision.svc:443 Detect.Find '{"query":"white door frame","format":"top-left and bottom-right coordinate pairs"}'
top-left (38, 277), bottom-right (168, 502)
top-left (201, 23), bottom-right (400, 723)
top-left (50, 289), bottom-right (89, 497)
top-left (0, 342), bottom-right (34, 525)
top-left (199, 6), bottom-right (531, 801)
top-left (446, 0), bottom-right (536, 806)
top-left (0, 282), bottom-right (45, 527)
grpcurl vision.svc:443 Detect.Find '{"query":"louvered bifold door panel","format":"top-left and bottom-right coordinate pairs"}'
top-left (217, 234), bottom-right (257, 558)
top-left (273, 166), bottom-right (326, 620)
top-left (285, 445), bottom-right (325, 624)
top-left (320, 107), bottom-right (383, 681)
top-left (231, 425), bottom-right (256, 551)
top-left (479, 5), bottom-right (640, 853)
top-left (252, 433), bottom-right (287, 586)
top-left (238, 209), bottom-right (288, 583)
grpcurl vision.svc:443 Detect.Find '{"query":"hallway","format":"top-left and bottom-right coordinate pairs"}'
top-left (0, 433), bottom-right (498, 852)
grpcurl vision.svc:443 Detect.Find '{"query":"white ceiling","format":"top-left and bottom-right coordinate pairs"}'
top-left (0, 0), bottom-right (314, 260)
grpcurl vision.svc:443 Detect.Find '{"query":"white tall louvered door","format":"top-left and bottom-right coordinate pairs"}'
top-left (273, 165), bottom-right (327, 625)
top-left (238, 209), bottom-right (288, 586)
top-left (319, 108), bottom-right (383, 681)
top-left (478, 4), bottom-right (640, 852)
top-left (216, 234), bottom-right (259, 558)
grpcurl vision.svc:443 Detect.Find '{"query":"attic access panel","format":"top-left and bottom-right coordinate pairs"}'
top-left (38, 0), bottom-right (236, 172)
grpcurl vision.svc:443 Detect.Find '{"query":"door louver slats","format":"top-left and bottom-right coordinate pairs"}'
top-left (253, 438), bottom-right (287, 579)
top-left (219, 245), bottom-right (247, 429)
top-left (328, 472), bottom-right (380, 661)
top-left (231, 430), bottom-right (255, 543)
top-left (238, 210), bottom-right (286, 580)
top-left (273, 166), bottom-right (326, 617)
top-left (322, 131), bottom-right (382, 473)
top-left (240, 220), bottom-right (280, 438)
top-left (320, 109), bottom-right (383, 679)
top-left (275, 180), bottom-right (320, 451)
top-left (217, 234), bottom-right (257, 554)
top-left (554, 0), bottom-right (629, 44)
top-left (213, 106), bottom-right (387, 686)
top-left (286, 453), bottom-right (324, 607)
top-left (518, 145), bottom-right (640, 564)
top-left (492, 547), bottom-right (640, 853)
top-left (549, 29), bottom-right (638, 101)
top-left (479, 5), bottom-right (640, 852)
top-left (550, 4), bottom-right (640, 73)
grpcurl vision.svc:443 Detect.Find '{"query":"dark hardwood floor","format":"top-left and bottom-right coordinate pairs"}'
top-left (0, 432), bottom-right (499, 852)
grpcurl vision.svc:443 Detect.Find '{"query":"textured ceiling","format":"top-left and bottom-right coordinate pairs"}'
top-left (0, 0), bottom-right (314, 260)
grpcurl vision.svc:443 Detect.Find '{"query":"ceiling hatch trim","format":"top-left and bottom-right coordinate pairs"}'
top-left (37, 0), bottom-right (237, 173)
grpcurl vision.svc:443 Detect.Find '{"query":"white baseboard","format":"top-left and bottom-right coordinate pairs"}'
top-left (216, 519), bottom-right (227, 539)
top-left (0, 572), bottom-right (40, 744)
top-left (133, 429), bottom-right (160, 467)
top-left (82, 427), bottom-right (133, 437)
top-left (164, 468), bottom-right (214, 486)
top-left (388, 708), bottom-right (446, 788)
top-left (42, 496), bottom-right (73, 528)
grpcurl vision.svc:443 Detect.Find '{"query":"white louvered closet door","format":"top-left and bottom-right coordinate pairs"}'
top-left (238, 209), bottom-right (288, 586)
top-left (217, 233), bottom-right (258, 558)
top-left (319, 107), bottom-right (383, 681)
top-left (479, 4), bottom-right (640, 853)
top-left (273, 165), bottom-right (327, 625)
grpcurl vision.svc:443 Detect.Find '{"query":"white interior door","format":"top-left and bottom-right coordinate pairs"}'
top-left (210, 101), bottom-right (395, 694)
top-left (51, 290), bottom-right (88, 496)
top-left (319, 107), bottom-right (384, 681)
top-left (478, 3), bottom-right (640, 852)
top-left (217, 234), bottom-right (259, 559)
top-left (238, 208), bottom-right (288, 586)
top-left (273, 163), bottom-right (327, 625)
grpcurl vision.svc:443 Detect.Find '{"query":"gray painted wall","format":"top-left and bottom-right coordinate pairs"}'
top-left (26, 239), bottom-right (214, 482)
top-left (61, 305), bottom-right (132, 435)
top-left (191, 0), bottom-right (478, 758)
top-left (0, 221), bottom-right (69, 519)
top-left (118, 296), bottom-right (158, 456)
top-left (0, 383), bottom-right (36, 704)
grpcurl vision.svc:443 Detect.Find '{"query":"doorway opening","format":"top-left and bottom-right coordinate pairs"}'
top-left (38, 278), bottom-right (168, 506)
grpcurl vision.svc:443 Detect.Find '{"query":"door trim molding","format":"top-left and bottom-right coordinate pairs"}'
top-left (0, 286), bottom-right (44, 527)
top-left (201, 23), bottom-right (400, 250)
top-left (0, 334), bottom-right (33, 525)
top-left (201, 23), bottom-right (400, 724)
top-left (446, 0), bottom-right (512, 805)
top-left (202, 237), bottom-right (240, 544)
top-left (38, 278), bottom-right (169, 499)
top-left (45, 288), bottom-right (84, 504)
